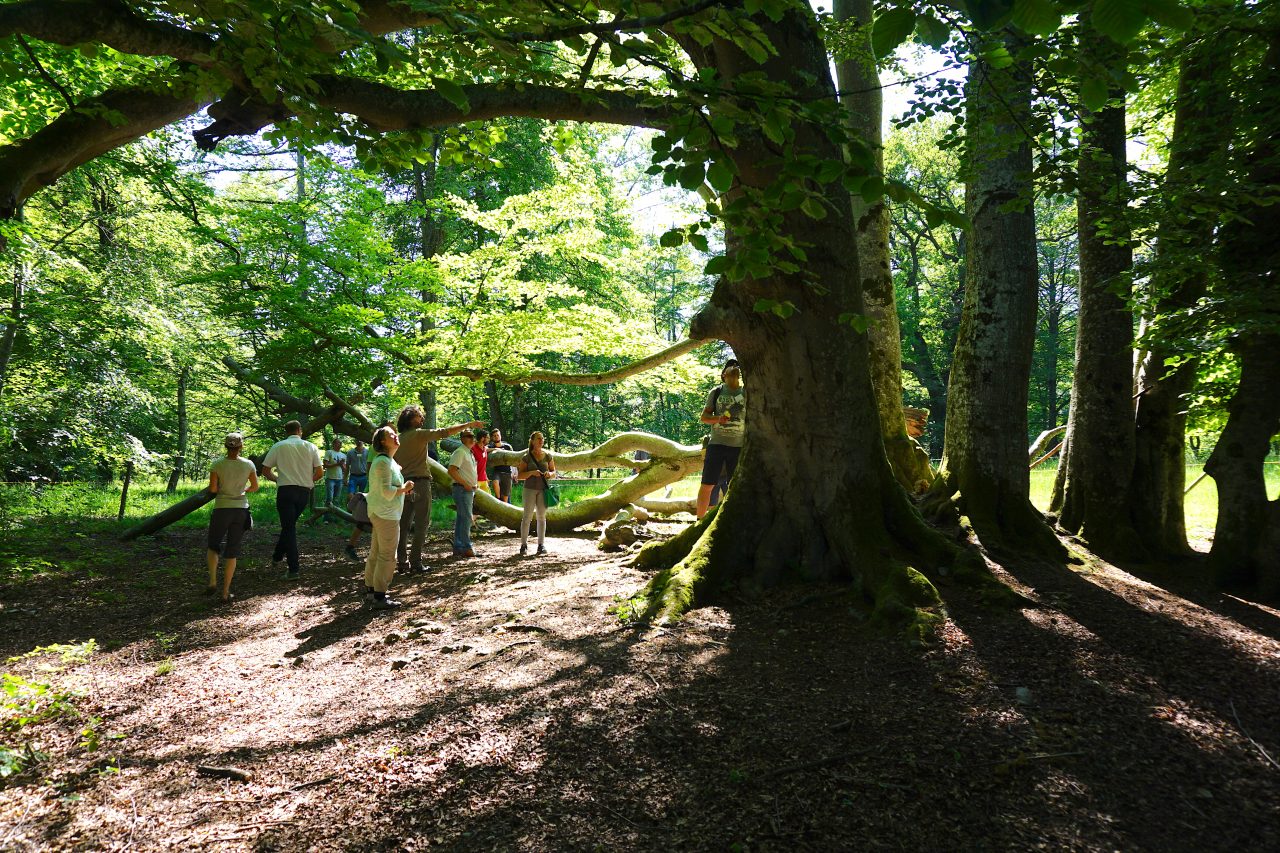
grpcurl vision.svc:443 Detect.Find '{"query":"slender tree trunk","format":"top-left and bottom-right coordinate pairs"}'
top-left (413, 142), bottom-right (443, 432)
top-left (1041, 261), bottom-right (1061, 434)
top-left (1129, 34), bottom-right (1236, 557)
top-left (510, 384), bottom-right (527, 448)
top-left (166, 365), bottom-right (190, 493)
top-left (484, 378), bottom-right (502, 429)
top-left (833, 0), bottom-right (932, 493)
top-left (925, 32), bottom-right (1061, 556)
top-left (1056, 37), bottom-right (1141, 559)
top-left (0, 213), bottom-right (22, 401)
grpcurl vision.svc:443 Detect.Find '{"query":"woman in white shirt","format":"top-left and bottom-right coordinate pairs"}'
top-left (364, 426), bottom-right (415, 609)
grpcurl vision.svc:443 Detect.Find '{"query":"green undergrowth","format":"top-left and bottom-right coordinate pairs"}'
top-left (1, 641), bottom-right (111, 781)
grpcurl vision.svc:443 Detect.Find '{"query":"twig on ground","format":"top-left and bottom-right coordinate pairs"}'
top-left (644, 671), bottom-right (678, 711)
top-left (1230, 699), bottom-right (1280, 770)
top-left (289, 774), bottom-right (338, 792)
top-left (196, 765), bottom-right (254, 782)
top-left (984, 751), bottom-right (1086, 768)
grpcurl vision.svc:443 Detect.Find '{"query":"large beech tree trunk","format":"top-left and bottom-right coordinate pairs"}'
top-left (833, 0), bottom-right (932, 494)
top-left (1055, 34), bottom-right (1140, 559)
top-left (1205, 336), bottom-right (1280, 594)
top-left (634, 10), bottom-right (990, 629)
top-left (925, 34), bottom-right (1061, 556)
top-left (1206, 32), bottom-right (1280, 594)
top-left (1129, 34), bottom-right (1235, 557)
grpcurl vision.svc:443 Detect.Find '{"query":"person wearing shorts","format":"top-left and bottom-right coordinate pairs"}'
top-left (696, 359), bottom-right (745, 518)
top-left (487, 428), bottom-right (515, 503)
top-left (207, 432), bottom-right (259, 602)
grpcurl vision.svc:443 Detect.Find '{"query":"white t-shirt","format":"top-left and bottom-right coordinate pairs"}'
top-left (323, 448), bottom-right (346, 480)
top-left (263, 435), bottom-right (323, 488)
top-left (448, 445), bottom-right (478, 488)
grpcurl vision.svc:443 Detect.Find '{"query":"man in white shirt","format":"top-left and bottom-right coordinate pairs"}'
top-left (447, 431), bottom-right (479, 558)
top-left (262, 420), bottom-right (324, 578)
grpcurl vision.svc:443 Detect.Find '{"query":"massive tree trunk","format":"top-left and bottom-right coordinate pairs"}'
top-left (1129, 33), bottom-right (1236, 557)
top-left (833, 0), bottom-right (932, 493)
top-left (1055, 34), bottom-right (1141, 559)
top-left (924, 32), bottom-right (1062, 556)
top-left (1206, 31), bottom-right (1280, 594)
top-left (634, 10), bottom-right (997, 630)
top-left (166, 365), bottom-right (190, 494)
top-left (1206, 336), bottom-right (1280, 594)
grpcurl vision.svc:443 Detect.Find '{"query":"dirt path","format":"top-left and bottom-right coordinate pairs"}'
top-left (1, 520), bottom-right (1278, 851)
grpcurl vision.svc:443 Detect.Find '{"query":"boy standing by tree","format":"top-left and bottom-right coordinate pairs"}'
top-left (696, 359), bottom-right (745, 518)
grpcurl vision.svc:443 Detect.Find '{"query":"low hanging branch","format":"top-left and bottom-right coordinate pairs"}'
top-left (430, 432), bottom-right (704, 534)
top-left (433, 337), bottom-right (711, 386)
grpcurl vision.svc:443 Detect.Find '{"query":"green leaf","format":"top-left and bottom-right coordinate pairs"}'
top-left (872, 9), bottom-right (917, 60)
top-left (689, 233), bottom-right (710, 252)
top-left (432, 78), bottom-right (470, 114)
top-left (1093, 0), bottom-right (1147, 43)
top-left (915, 15), bottom-right (950, 49)
top-left (704, 255), bottom-right (732, 275)
top-left (678, 162), bottom-right (706, 191)
top-left (1145, 0), bottom-right (1194, 31)
top-left (1010, 0), bottom-right (1062, 36)
top-left (980, 46), bottom-right (1014, 69)
top-left (967, 0), bottom-right (1015, 30)
top-left (1080, 76), bottom-right (1110, 112)
top-left (707, 160), bottom-right (735, 192)
top-left (838, 312), bottom-right (871, 333)
top-left (753, 298), bottom-right (779, 314)
top-left (659, 229), bottom-right (685, 248)
top-left (801, 197), bottom-right (827, 220)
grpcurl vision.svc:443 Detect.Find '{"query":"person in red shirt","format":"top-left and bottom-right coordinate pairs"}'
top-left (471, 428), bottom-right (491, 495)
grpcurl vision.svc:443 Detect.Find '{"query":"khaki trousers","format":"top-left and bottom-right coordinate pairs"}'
top-left (364, 514), bottom-right (400, 593)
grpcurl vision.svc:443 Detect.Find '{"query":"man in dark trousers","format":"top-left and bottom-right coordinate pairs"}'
top-left (261, 420), bottom-right (323, 579)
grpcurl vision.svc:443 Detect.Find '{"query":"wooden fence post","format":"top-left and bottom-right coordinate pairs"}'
top-left (118, 461), bottom-right (134, 521)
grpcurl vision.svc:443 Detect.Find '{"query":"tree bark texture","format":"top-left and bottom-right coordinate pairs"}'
top-left (632, 9), bottom-right (998, 629)
top-left (927, 34), bottom-right (1061, 556)
top-left (1205, 336), bottom-right (1280, 594)
top-left (833, 0), bottom-right (932, 493)
top-left (1206, 30), bottom-right (1280, 594)
top-left (0, 218), bottom-right (23, 401)
top-left (1056, 43), bottom-right (1141, 559)
top-left (167, 365), bottom-right (190, 493)
top-left (1129, 34), bottom-right (1235, 557)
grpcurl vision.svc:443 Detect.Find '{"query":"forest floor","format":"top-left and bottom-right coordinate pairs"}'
top-left (1, 513), bottom-right (1279, 852)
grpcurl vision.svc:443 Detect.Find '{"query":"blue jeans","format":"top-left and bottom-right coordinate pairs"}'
top-left (325, 479), bottom-right (343, 505)
top-left (348, 474), bottom-right (368, 494)
top-left (452, 484), bottom-right (474, 553)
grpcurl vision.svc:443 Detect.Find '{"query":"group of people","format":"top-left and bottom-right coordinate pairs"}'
top-left (203, 358), bottom-right (745, 610)
top-left (203, 407), bottom-right (566, 610)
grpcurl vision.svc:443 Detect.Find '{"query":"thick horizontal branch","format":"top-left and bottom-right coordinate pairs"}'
top-left (0, 86), bottom-right (204, 217)
top-left (442, 336), bottom-right (711, 386)
top-left (312, 76), bottom-right (674, 132)
top-left (0, 0), bottom-right (215, 62)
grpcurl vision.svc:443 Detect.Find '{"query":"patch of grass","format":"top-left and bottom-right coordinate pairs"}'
top-left (154, 659), bottom-right (174, 677)
top-left (1030, 461), bottom-right (1280, 546)
top-left (2, 641), bottom-right (98, 779)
